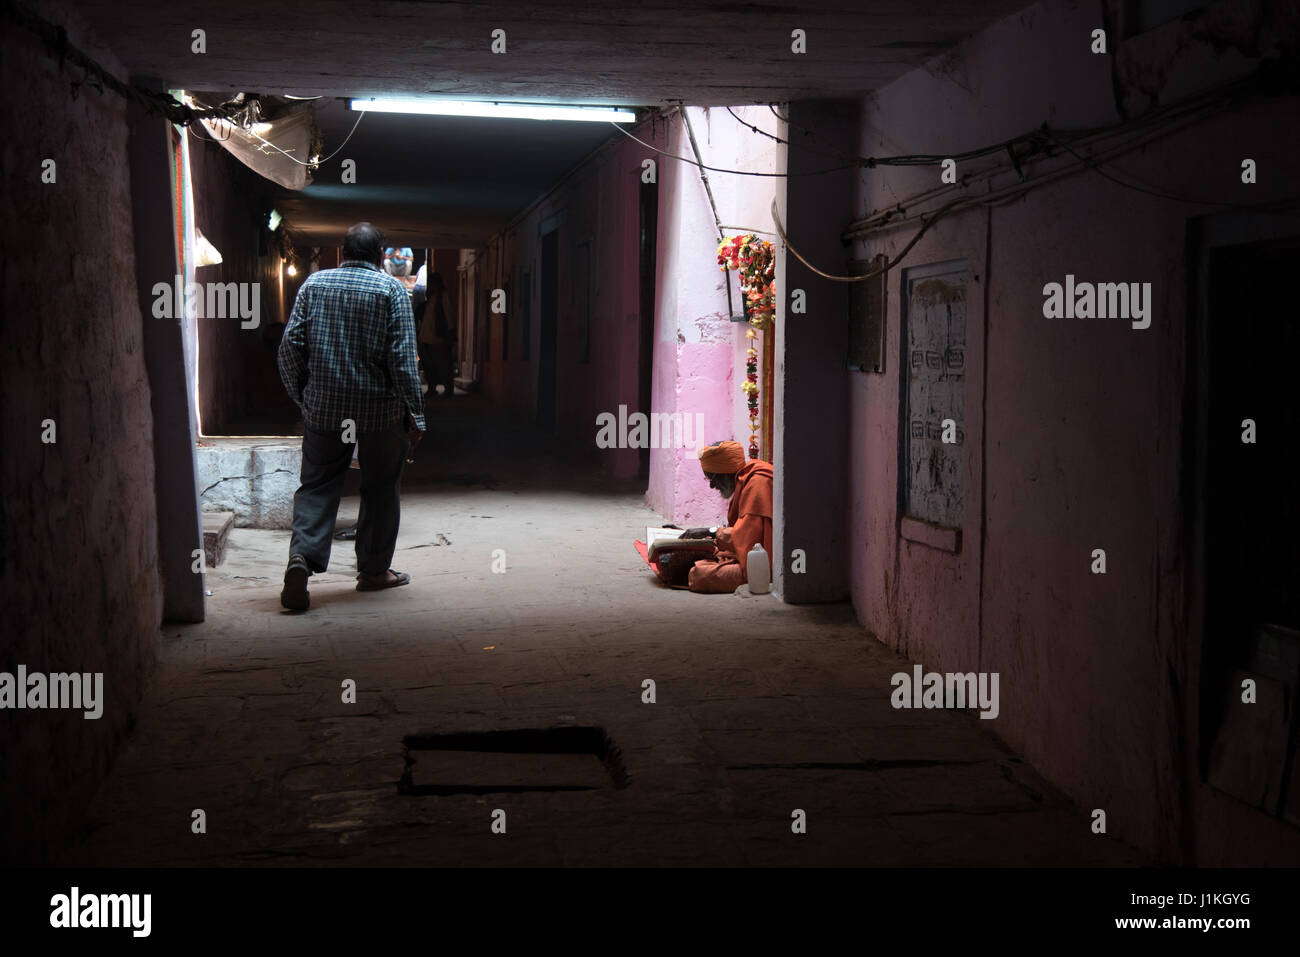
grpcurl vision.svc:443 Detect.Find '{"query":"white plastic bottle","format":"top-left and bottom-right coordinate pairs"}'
top-left (747, 543), bottom-right (771, 595)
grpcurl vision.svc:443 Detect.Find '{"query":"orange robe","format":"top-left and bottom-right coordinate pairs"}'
top-left (688, 459), bottom-right (774, 593)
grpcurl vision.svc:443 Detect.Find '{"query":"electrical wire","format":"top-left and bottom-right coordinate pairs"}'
top-left (286, 108), bottom-right (365, 166)
top-left (725, 105), bottom-right (858, 165)
top-left (778, 94), bottom-right (1246, 279)
top-left (192, 101), bottom-right (366, 168)
top-left (772, 196), bottom-right (965, 282)
top-left (608, 119), bottom-right (857, 178)
top-left (1043, 130), bottom-right (1285, 211)
top-left (761, 77), bottom-right (1242, 204)
top-left (748, 103), bottom-right (1076, 170)
top-left (186, 118), bottom-right (231, 143)
top-left (843, 94), bottom-right (1238, 240)
top-left (726, 106), bottom-right (786, 144)
top-left (4, 0), bottom-right (247, 126)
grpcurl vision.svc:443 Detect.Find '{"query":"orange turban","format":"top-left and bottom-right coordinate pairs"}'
top-left (698, 440), bottom-right (746, 474)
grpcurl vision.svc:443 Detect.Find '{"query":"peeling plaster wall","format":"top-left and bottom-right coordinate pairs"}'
top-left (845, 0), bottom-right (1300, 863)
top-left (0, 0), bottom-right (163, 863)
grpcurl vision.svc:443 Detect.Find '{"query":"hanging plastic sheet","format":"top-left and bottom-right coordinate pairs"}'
top-left (195, 98), bottom-right (319, 191)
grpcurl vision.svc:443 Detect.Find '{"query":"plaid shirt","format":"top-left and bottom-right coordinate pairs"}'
top-left (278, 260), bottom-right (426, 433)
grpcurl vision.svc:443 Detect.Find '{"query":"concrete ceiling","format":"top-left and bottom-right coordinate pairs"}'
top-left (261, 98), bottom-right (622, 247)
top-left (72, 1), bottom-right (1028, 105)
top-left (71, 0), bottom-right (1029, 248)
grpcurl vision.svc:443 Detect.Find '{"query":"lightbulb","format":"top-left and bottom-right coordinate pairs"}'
top-left (287, 264), bottom-right (297, 277)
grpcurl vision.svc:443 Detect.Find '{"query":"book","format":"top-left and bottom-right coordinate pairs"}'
top-left (645, 526), bottom-right (716, 562)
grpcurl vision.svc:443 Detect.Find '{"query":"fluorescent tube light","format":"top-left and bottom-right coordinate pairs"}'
top-left (349, 98), bottom-right (636, 123)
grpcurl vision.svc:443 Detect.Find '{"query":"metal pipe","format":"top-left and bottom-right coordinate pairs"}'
top-left (682, 107), bottom-right (737, 317)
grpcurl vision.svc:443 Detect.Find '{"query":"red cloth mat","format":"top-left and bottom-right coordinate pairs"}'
top-left (633, 539), bottom-right (658, 573)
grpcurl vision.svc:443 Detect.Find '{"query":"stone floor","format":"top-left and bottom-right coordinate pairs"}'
top-left (60, 398), bottom-right (1145, 867)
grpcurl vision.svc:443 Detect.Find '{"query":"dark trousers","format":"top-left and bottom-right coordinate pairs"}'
top-left (289, 423), bottom-right (408, 576)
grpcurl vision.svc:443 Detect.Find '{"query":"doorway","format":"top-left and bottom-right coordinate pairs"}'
top-left (1198, 222), bottom-right (1300, 825)
top-left (538, 228), bottom-right (559, 431)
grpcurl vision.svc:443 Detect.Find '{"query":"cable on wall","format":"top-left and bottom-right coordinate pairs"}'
top-left (772, 197), bottom-right (963, 283)
top-left (608, 120), bottom-right (857, 178)
top-left (3, 0), bottom-right (245, 126)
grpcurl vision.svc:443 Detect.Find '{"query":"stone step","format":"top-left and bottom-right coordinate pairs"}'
top-left (201, 511), bottom-right (235, 567)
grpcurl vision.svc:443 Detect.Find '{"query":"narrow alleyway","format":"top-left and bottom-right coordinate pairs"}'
top-left (62, 399), bottom-right (1142, 867)
top-left (12, 0), bottom-right (1299, 885)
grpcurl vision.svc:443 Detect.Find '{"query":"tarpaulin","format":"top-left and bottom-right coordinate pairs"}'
top-left (196, 100), bottom-right (319, 191)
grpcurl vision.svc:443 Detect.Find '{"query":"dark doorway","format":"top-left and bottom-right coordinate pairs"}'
top-left (521, 266), bottom-right (532, 362)
top-left (1200, 231), bottom-right (1300, 818)
top-left (475, 276), bottom-right (486, 374)
top-left (638, 179), bottom-right (658, 478)
top-left (538, 228), bottom-right (559, 431)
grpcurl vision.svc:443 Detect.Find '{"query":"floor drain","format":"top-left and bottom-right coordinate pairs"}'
top-left (398, 726), bottom-right (629, 795)
top-left (725, 759), bottom-right (985, 771)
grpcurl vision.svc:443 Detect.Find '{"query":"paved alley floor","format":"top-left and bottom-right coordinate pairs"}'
top-left (60, 397), bottom-right (1144, 867)
top-left (61, 478), bottom-right (1143, 867)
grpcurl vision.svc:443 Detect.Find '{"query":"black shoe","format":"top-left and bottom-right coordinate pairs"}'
top-left (281, 555), bottom-right (310, 611)
top-left (334, 524), bottom-right (358, 541)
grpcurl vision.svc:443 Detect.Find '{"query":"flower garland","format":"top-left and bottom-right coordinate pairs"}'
top-left (717, 234), bottom-right (775, 459)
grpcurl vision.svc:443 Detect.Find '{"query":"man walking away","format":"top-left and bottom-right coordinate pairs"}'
top-left (276, 222), bottom-right (426, 611)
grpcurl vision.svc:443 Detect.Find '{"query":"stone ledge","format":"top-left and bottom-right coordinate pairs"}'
top-left (196, 438), bottom-right (301, 529)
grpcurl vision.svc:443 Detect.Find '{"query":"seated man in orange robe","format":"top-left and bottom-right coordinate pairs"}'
top-left (687, 440), bottom-right (774, 593)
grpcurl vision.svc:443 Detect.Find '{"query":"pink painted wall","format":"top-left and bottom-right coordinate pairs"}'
top-left (845, 0), bottom-right (1300, 863)
top-left (473, 107), bottom-right (778, 520)
top-left (475, 119), bottom-right (659, 478)
top-left (648, 107), bottom-right (779, 525)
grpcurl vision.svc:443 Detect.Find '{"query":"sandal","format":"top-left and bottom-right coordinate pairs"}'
top-left (356, 569), bottom-right (410, 591)
top-left (281, 555), bottom-right (311, 611)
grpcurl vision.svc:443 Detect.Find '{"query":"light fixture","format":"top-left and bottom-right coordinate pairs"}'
top-left (286, 263), bottom-right (297, 277)
top-left (268, 209), bottom-right (282, 232)
top-left (349, 98), bottom-right (636, 123)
